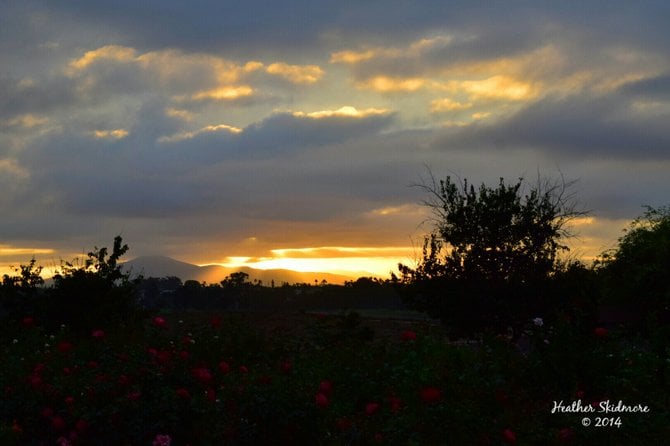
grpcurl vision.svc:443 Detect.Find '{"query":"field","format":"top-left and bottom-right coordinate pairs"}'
top-left (2, 307), bottom-right (668, 445)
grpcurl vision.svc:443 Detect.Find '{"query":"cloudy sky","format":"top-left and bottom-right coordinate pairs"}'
top-left (2, 1), bottom-right (669, 279)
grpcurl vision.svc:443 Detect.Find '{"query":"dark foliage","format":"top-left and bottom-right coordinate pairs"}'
top-left (40, 236), bottom-right (144, 334)
top-left (399, 173), bottom-right (586, 337)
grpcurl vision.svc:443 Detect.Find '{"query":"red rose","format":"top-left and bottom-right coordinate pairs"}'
top-left (205, 387), bottom-right (216, 402)
top-left (365, 402), bottom-right (380, 416)
top-left (388, 394), bottom-right (402, 413)
top-left (336, 417), bottom-right (352, 431)
top-left (280, 360), bottom-right (293, 374)
top-left (91, 329), bottom-right (105, 338)
top-left (57, 341), bottom-right (74, 354)
top-left (315, 392), bottom-right (329, 408)
top-left (192, 367), bottom-right (213, 384)
top-left (239, 365), bottom-right (249, 373)
top-left (594, 327), bottom-right (608, 338)
top-left (420, 386), bottom-right (442, 404)
top-left (51, 415), bottom-right (66, 431)
top-left (152, 316), bottom-right (167, 328)
top-left (401, 330), bottom-right (417, 341)
top-left (502, 428), bottom-right (517, 444)
top-left (319, 380), bottom-right (333, 395)
top-left (29, 374), bottom-right (43, 389)
top-left (218, 361), bottom-right (231, 374)
top-left (176, 388), bottom-right (190, 399)
top-left (22, 317), bottom-right (35, 328)
top-left (75, 419), bottom-right (88, 432)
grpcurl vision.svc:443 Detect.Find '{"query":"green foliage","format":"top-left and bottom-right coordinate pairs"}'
top-left (400, 174), bottom-right (585, 337)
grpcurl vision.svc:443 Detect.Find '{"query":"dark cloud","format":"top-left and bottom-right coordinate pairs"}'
top-left (620, 73), bottom-right (670, 100)
top-left (437, 94), bottom-right (670, 160)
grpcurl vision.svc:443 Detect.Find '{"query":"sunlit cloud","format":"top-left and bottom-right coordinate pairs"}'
top-left (292, 106), bottom-right (391, 119)
top-left (165, 108), bottom-right (195, 122)
top-left (158, 123), bottom-right (242, 143)
top-left (188, 85), bottom-right (254, 101)
top-left (265, 62), bottom-right (324, 84)
top-left (357, 76), bottom-right (426, 92)
top-left (331, 34), bottom-right (453, 65)
top-left (91, 129), bottom-right (129, 140)
top-left (367, 204), bottom-right (424, 217)
top-left (440, 75), bottom-right (538, 101)
top-left (220, 246), bottom-right (417, 277)
top-left (0, 245), bottom-right (55, 257)
top-left (330, 49), bottom-right (378, 64)
top-left (68, 45), bottom-right (137, 71)
top-left (4, 114), bottom-right (49, 128)
top-left (430, 98), bottom-right (473, 113)
top-left (0, 159), bottom-right (30, 179)
top-left (471, 112), bottom-right (490, 120)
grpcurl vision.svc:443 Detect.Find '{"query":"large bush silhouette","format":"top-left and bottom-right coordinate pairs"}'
top-left (43, 236), bottom-right (144, 333)
top-left (597, 206), bottom-right (670, 329)
top-left (399, 173), bottom-right (585, 337)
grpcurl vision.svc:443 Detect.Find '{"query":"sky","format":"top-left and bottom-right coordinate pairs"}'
top-left (1, 1), bottom-right (669, 279)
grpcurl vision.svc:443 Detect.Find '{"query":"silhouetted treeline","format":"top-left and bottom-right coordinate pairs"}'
top-left (137, 274), bottom-right (405, 311)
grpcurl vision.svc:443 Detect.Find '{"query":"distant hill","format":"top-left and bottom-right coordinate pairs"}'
top-left (122, 255), bottom-right (356, 285)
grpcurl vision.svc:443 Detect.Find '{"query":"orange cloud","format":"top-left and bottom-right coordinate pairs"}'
top-left (357, 76), bottom-right (426, 92)
top-left (0, 245), bottom-right (55, 256)
top-left (265, 62), bottom-right (324, 84)
top-left (189, 85), bottom-right (254, 101)
top-left (92, 129), bottom-right (129, 139)
top-left (430, 98), bottom-right (473, 113)
top-left (292, 106), bottom-right (391, 119)
top-left (330, 49), bottom-right (378, 64)
top-left (5, 114), bottom-right (49, 128)
top-left (69, 45), bottom-right (137, 71)
top-left (440, 75), bottom-right (537, 101)
top-left (158, 123), bottom-right (242, 143)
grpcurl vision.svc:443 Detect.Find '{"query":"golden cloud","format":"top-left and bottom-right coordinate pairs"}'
top-left (270, 246), bottom-right (414, 259)
top-left (189, 85), bottom-right (254, 101)
top-left (330, 49), bottom-right (378, 64)
top-left (357, 76), bottom-right (426, 92)
top-left (265, 62), bottom-right (324, 84)
top-left (430, 98), bottom-right (473, 113)
top-left (0, 159), bottom-right (30, 179)
top-left (331, 34), bottom-right (452, 65)
top-left (158, 123), bottom-right (242, 143)
top-left (5, 114), bottom-right (49, 128)
top-left (92, 129), bottom-right (129, 139)
top-left (0, 245), bottom-right (55, 257)
top-left (69, 45), bottom-right (137, 71)
top-left (165, 108), bottom-right (195, 122)
top-left (440, 75), bottom-right (538, 101)
top-left (292, 106), bottom-right (391, 119)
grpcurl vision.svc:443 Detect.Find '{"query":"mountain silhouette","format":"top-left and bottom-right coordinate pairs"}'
top-left (123, 255), bottom-right (356, 285)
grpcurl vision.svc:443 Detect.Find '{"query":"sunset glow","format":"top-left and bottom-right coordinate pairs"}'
top-left (1, 1), bottom-right (668, 282)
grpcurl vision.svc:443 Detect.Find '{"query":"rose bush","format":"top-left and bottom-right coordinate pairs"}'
top-left (0, 311), bottom-right (667, 445)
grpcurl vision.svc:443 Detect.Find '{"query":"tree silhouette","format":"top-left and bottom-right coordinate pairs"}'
top-left (399, 172), bottom-right (585, 337)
